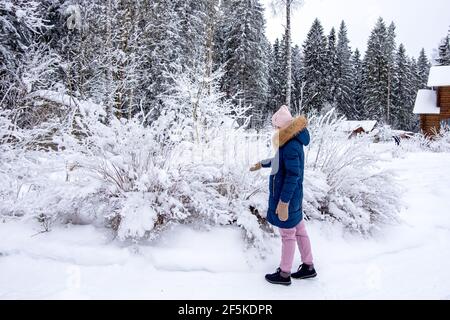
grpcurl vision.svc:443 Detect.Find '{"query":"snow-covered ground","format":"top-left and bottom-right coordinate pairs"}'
top-left (1, 151), bottom-right (450, 300)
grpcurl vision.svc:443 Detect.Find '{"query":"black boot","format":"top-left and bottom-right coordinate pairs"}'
top-left (265, 268), bottom-right (292, 286)
top-left (291, 264), bottom-right (317, 280)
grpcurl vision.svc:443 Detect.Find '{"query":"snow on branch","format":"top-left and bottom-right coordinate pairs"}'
top-left (65, 5), bottom-right (82, 31)
top-left (29, 90), bottom-right (106, 118)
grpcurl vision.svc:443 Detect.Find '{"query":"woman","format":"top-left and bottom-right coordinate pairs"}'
top-left (250, 105), bottom-right (317, 286)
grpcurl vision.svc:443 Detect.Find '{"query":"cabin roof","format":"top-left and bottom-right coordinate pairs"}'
top-left (428, 66), bottom-right (450, 87)
top-left (338, 120), bottom-right (378, 132)
top-left (413, 89), bottom-right (440, 114)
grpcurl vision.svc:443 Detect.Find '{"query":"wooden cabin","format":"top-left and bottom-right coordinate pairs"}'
top-left (413, 66), bottom-right (450, 136)
top-left (337, 120), bottom-right (378, 139)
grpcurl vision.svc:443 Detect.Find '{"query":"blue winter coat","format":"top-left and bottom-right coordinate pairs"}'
top-left (261, 121), bottom-right (310, 229)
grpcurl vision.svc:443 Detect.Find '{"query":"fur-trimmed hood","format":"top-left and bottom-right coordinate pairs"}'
top-left (272, 116), bottom-right (309, 149)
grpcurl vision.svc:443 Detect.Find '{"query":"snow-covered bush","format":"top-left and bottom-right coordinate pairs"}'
top-left (0, 151), bottom-right (111, 227)
top-left (397, 128), bottom-right (450, 153)
top-left (74, 118), bottom-right (274, 248)
top-left (428, 128), bottom-right (450, 152)
top-left (0, 110), bottom-right (18, 144)
top-left (302, 109), bottom-right (401, 233)
top-left (71, 68), bottom-right (268, 246)
top-left (0, 70), bottom-right (274, 250)
top-left (0, 109), bottom-right (113, 229)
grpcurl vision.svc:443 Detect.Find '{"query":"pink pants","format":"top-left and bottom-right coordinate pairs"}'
top-left (279, 220), bottom-right (313, 273)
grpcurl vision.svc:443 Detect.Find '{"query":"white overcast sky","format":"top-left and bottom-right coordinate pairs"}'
top-left (262, 0), bottom-right (450, 58)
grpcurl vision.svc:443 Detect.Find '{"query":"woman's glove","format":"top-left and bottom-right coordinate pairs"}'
top-left (249, 162), bottom-right (262, 172)
top-left (276, 201), bottom-right (289, 222)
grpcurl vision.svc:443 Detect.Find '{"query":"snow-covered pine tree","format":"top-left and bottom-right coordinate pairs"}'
top-left (325, 27), bottom-right (339, 107)
top-left (112, 0), bottom-right (148, 118)
top-left (417, 48), bottom-right (431, 89)
top-left (267, 38), bottom-right (286, 113)
top-left (176, 1), bottom-right (203, 68)
top-left (408, 57), bottom-right (421, 131)
top-left (221, 0), bottom-right (269, 127)
top-left (362, 18), bottom-right (395, 122)
top-left (302, 18), bottom-right (328, 114)
top-left (169, 0), bottom-right (222, 134)
top-left (392, 44), bottom-right (413, 130)
top-left (141, 0), bottom-right (183, 116)
top-left (77, 0), bottom-right (117, 119)
top-left (270, 0), bottom-right (304, 108)
top-left (279, 33), bottom-right (292, 104)
top-left (268, 34), bottom-right (302, 115)
top-left (386, 22), bottom-right (397, 125)
top-left (436, 29), bottom-right (450, 66)
top-left (352, 48), bottom-right (364, 120)
top-left (291, 45), bottom-right (304, 114)
top-left (335, 21), bottom-right (354, 119)
top-left (176, 0), bottom-right (217, 71)
top-left (213, 1), bottom-right (227, 69)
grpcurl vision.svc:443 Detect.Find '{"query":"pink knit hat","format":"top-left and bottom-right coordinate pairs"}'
top-left (272, 105), bottom-right (293, 128)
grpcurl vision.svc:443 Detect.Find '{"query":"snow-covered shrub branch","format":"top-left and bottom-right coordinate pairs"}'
top-left (158, 67), bottom-right (251, 145)
top-left (303, 109), bottom-right (401, 233)
top-left (0, 110), bottom-right (20, 144)
top-left (395, 128), bottom-right (450, 153)
top-left (0, 0), bottom-right (58, 114)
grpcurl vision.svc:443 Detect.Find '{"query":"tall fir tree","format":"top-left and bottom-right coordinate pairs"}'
top-left (362, 18), bottom-right (396, 123)
top-left (417, 48), bottom-right (431, 89)
top-left (221, 0), bottom-right (269, 127)
top-left (268, 38), bottom-right (286, 112)
top-left (408, 57), bottom-right (421, 131)
top-left (268, 34), bottom-right (300, 114)
top-left (436, 29), bottom-right (450, 66)
top-left (392, 44), bottom-right (413, 130)
top-left (291, 45), bottom-right (303, 114)
top-left (335, 21), bottom-right (354, 118)
top-left (112, 0), bottom-right (149, 118)
top-left (280, 33), bottom-right (290, 104)
top-left (302, 18), bottom-right (328, 114)
top-left (386, 22), bottom-right (397, 125)
top-left (213, 0), bottom-right (229, 69)
top-left (141, 0), bottom-right (183, 116)
top-left (176, 0), bottom-right (211, 70)
top-left (352, 48), bottom-right (364, 120)
top-left (325, 27), bottom-right (339, 106)
top-left (270, 1), bottom-right (303, 108)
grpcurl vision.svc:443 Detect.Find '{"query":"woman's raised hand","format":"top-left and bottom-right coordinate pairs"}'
top-left (249, 162), bottom-right (262, 172)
